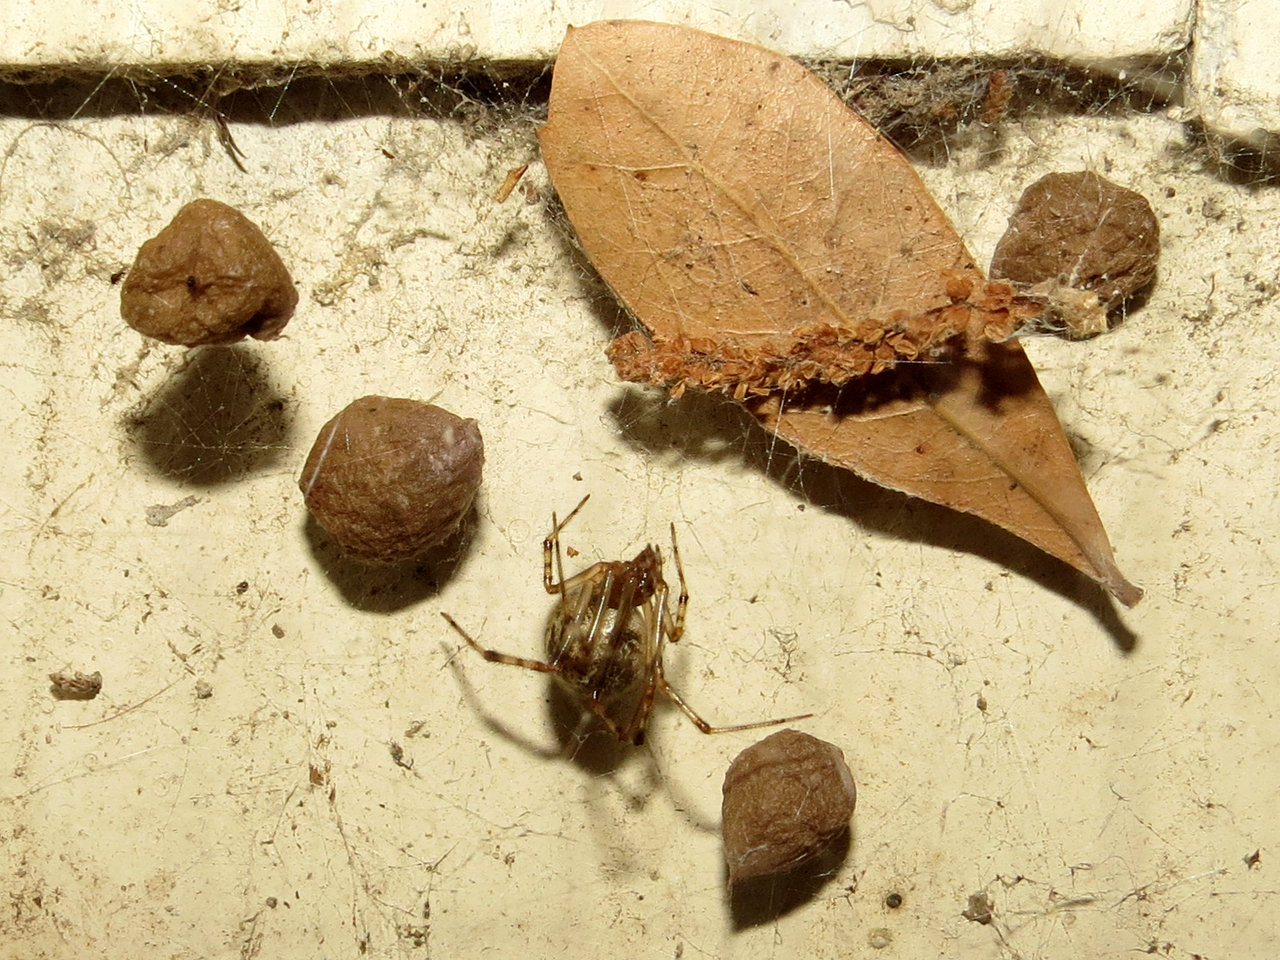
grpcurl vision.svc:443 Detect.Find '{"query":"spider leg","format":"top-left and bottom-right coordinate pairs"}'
top-left (653, 660), bottom-right (814, 735)
top-left (584, 697), bottom-right (642, 746)
top-left (657, 523), bottom-right (810, 734)
top-left (666, 522), bottom-right (689, 644)
top-left (613, 582), bottom-right (665, 746)
top-left (544, 494), bottom-right (591, 596)
top-left (441, 612), bottom-right (558, 674)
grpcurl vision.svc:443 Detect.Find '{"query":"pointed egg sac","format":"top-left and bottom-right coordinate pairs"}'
top-left (121, 199), bottom-right (298, 346)
top-left (721, 729), bottom-right (856, 887)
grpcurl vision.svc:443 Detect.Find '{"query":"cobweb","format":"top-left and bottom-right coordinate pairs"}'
top-left (2, 17), bottom-right (1277, 960)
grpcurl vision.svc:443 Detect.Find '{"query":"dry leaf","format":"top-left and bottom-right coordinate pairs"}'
top-left (753, 343), bottom-right (1143, 606)
top-left (541, 23), bottom-right (1042, 394)
top-left (539, 21), bottom-right (1141, 606)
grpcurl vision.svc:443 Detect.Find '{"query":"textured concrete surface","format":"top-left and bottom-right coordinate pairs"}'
top-left (2, 6), bottom-right (1278, 960)
top-left (2, 0), bottom-right (1193, 63)
top-left (1187, 0), bottom-right (1280, 140)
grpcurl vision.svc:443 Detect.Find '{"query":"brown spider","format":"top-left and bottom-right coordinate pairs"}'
top-left (442, 496), bottom-right (810, 746)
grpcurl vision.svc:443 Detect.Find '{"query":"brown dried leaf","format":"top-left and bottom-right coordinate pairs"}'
top-left (754, 342), bottom-right (1143, 606)
top-left (540, 21), bottom-right (1141, 605)
top-left (541, 23), bottom-right (1039, 391)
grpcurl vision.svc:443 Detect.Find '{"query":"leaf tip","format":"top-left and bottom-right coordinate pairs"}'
top-left (1107, 573), bottom-right (1144, 608)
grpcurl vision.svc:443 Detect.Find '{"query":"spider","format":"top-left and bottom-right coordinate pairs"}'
top-left (442, 496), bottom-right (811, 746)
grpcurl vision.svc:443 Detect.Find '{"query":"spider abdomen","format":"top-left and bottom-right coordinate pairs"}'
top-left (547, 597), bottom-right (646, 701)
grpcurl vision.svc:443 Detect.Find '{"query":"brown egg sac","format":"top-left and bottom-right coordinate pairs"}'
top-left (990, 171), bottom-right (1159, 338)
top-left (722, 729), bottom-right (857, 887)
top-left (121, 199), bottom-right (298, 346)
top-left (299, 397), bottom-right (484, 564)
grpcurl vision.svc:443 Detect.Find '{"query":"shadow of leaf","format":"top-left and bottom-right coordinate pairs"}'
top-left (609, 385), bottom-right (1137, 652)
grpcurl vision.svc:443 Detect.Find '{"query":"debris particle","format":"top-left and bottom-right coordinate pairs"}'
top-left (721, 729), bottom-right (856, 887)
top-left (194, 679), bottom-right (213, 699)
top-left (404, 720), bottom-right (429, 738)
top-left (962, 891), bottom-right (995, 924)
top-left (300, 396), bottom-right (484, 564)
top-left (990, 171), bottom-right (1159, 338)
top-left (605, 266), bottom-right (1039, 398)
top-left (979, 69), bottom-right (1012, 124)
top-left (839, 61), bottom-right (1001, 147)
top-left (867, 927), bottom-right (893, 949)
top-left (49, 670), bottom-right (103, 700)
top-left (493, 163), bottom-right (530, 203)
top-left (1244, 849), bottom-right (1261, 869)
top-left (121, 199), bottom-right (298, 346)
top-left (145, 495), bottom-right (199, 527)
top-left (389, 741), bottom-right (413, 770)
top-left (1201, 197), bottom-right (1226, 220)
top-left (398, 922), bottom-right (430, 948)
